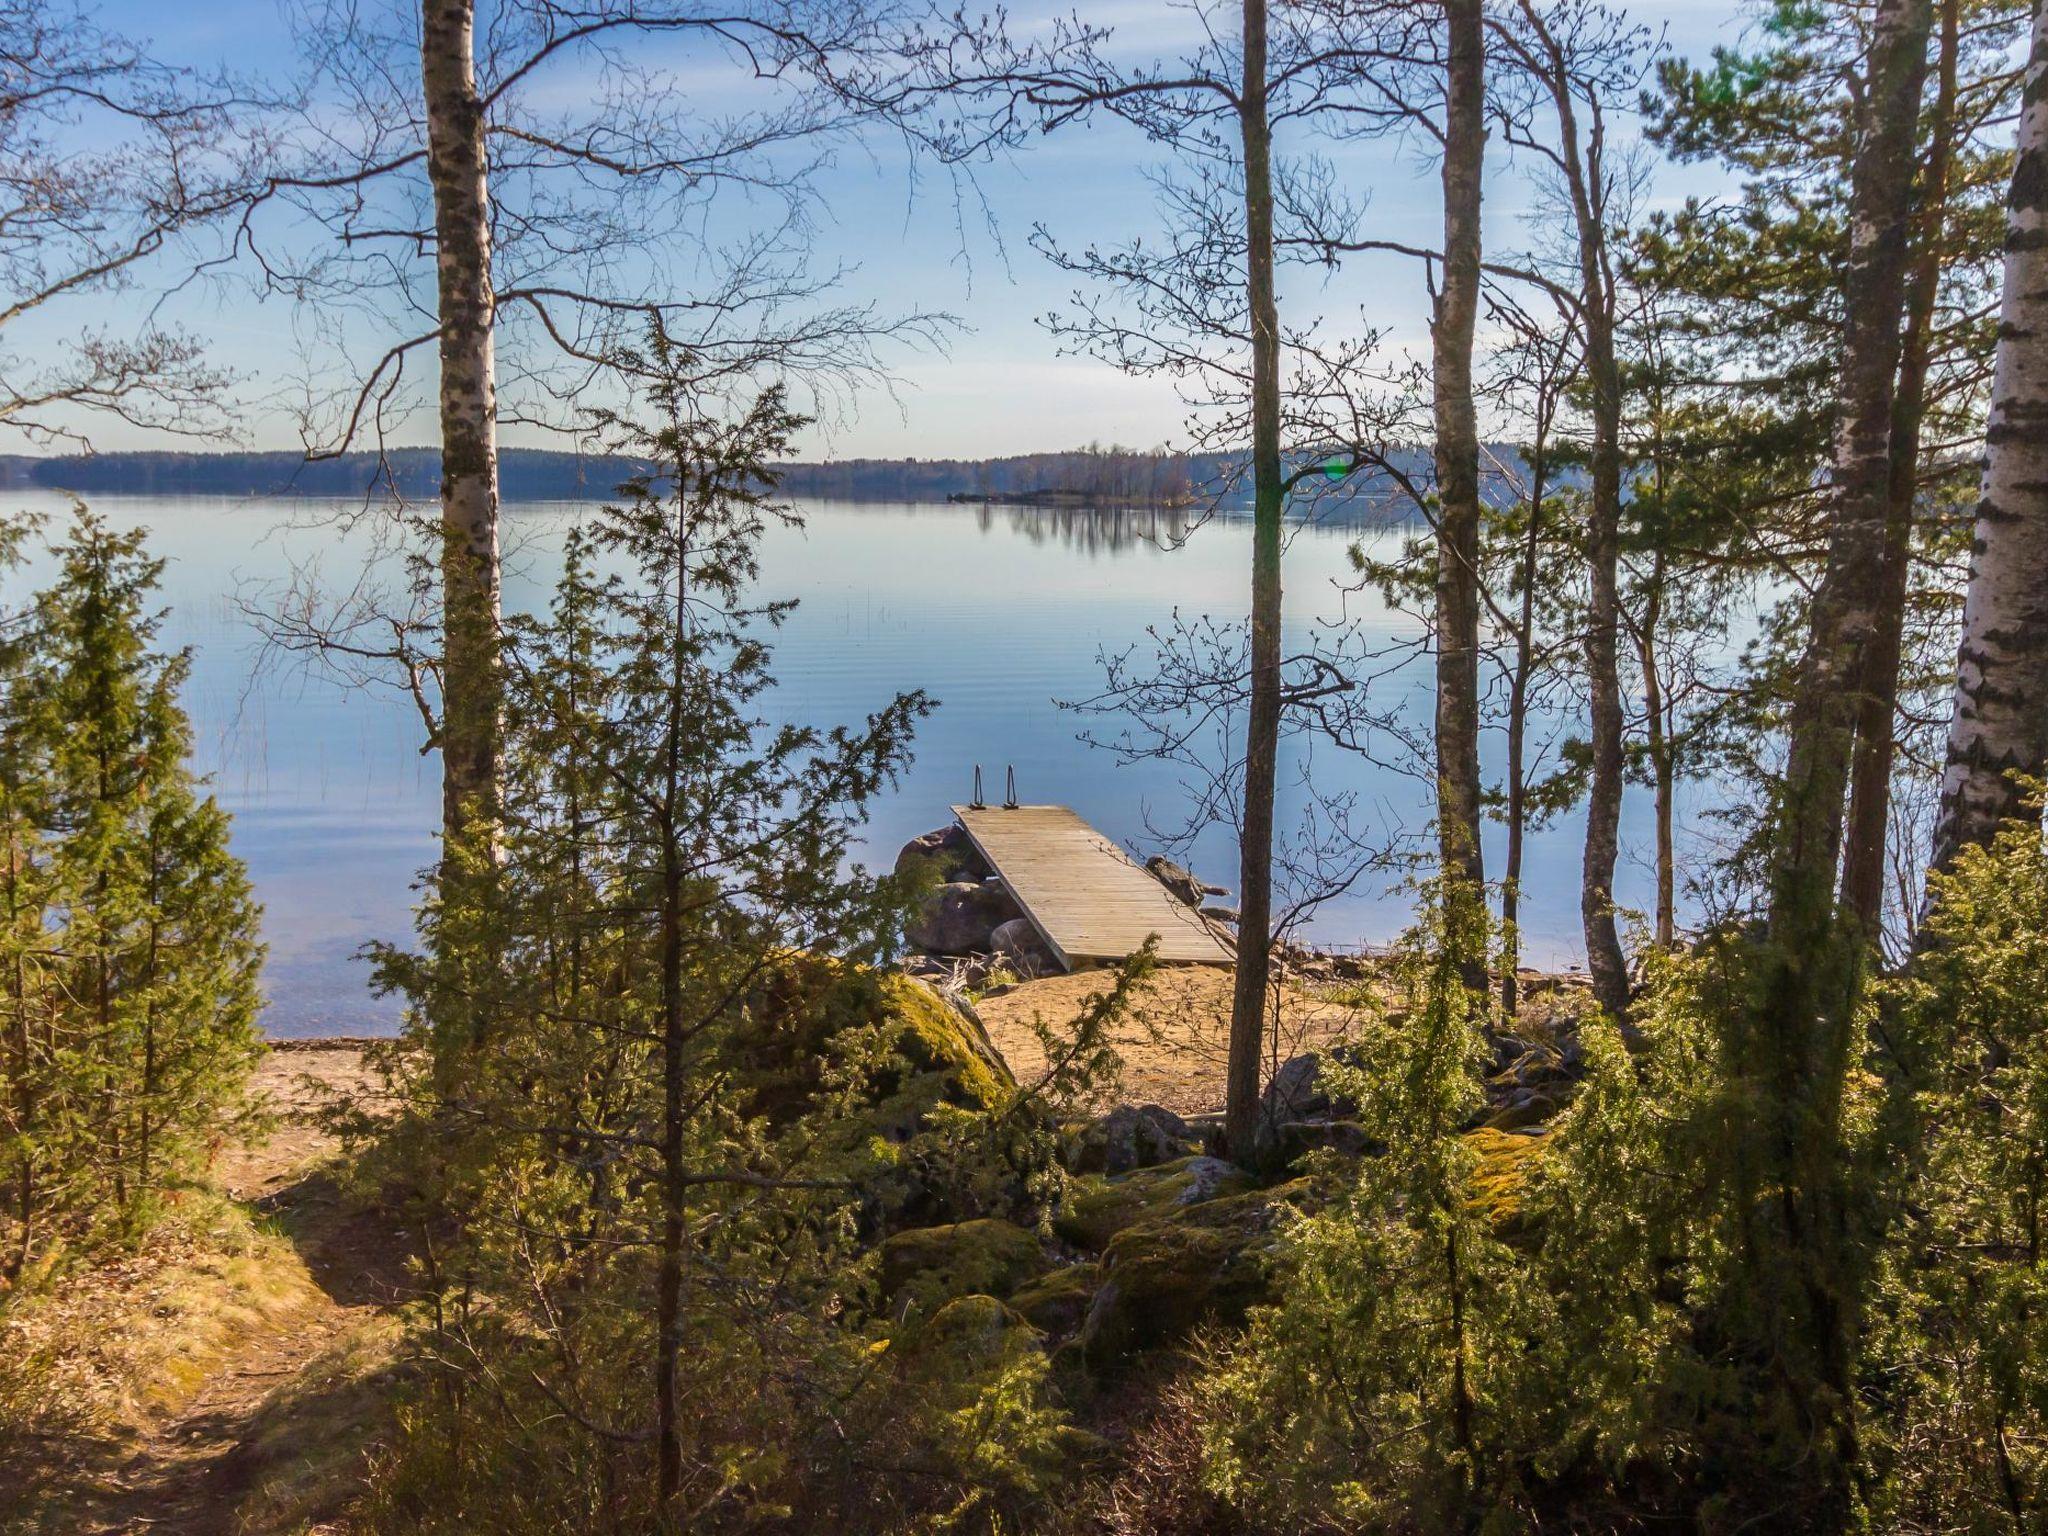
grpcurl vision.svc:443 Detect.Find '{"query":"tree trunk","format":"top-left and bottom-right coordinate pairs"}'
top-left (1928, 0), bottom-right (2048, 876)
top-left (1843, 0), bottom-right (1961, 934)
top-left (1580, 306), bottom-right (1628, 1020)
top-left (655, 835), bottom-right (687, 1508)
top-left (421, 0), bottom-right (502, 861)
top-left (4, 822), bottom-right (32, 1285)
top-left (1638, 552), bottom-right (1676, 947)
top-left (1752, 0), bottom-right (1933, 1498)
top-left (1224, 0), bottom-right (1282, 1160)
top-left (1500, 438), bottom-right (1548, 1021)
top-left (1533, 51), bottom-right (1629, 1020)
top-left (1433, 0), bottom-right (1487, 991)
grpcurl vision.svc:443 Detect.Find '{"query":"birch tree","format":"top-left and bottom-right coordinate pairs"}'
top-left (1928, 0), bottom-right (2048, 874)
top-left (422, 0), bottom-right (502, 855)
top-left (256, 0), bottom-right (940, 870)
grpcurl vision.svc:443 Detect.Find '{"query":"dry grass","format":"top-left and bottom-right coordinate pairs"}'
top-left (0, 1042), bottom-right (401, 1535)
top-left (0, 1194), bottom-right (330, 1525)
top-left (974, 966), bottom-right (1368, 1116)
top-left (227, 1310), bottom-right (409, 1534)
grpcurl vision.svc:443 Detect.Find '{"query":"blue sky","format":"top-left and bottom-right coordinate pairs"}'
top-left (82, 0), bottom-right (1747, 460)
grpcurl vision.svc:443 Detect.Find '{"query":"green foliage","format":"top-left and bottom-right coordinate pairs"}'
top-left (1197, 889), bottom-right (1932, 1529)
top-left (1203, 897), bottom-right (1550, 1530)
top-left (1866, 813), bottom-right (2048, 1530)
top-left (0, 509), bottom-right (264, 1279)
top-left (361, 346), bottom-right (1124, 1532)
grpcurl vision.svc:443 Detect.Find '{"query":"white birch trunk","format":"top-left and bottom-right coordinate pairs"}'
top-left (1930, 0), bottom-right (2048, 873)
top-left (422, 0), bottom-right (502, 853)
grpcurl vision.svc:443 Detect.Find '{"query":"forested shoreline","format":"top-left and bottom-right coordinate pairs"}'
top-left (0, 443), bottom-right (1455, 510)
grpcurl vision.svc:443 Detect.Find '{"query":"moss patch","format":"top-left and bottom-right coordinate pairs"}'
top-left (879, 1219), bottom-right (1049, 1313)
top-left (1465, 1127), bottom-right (1548, 1228)
top-left (1054, 1156), bottom-right (1256, 1252)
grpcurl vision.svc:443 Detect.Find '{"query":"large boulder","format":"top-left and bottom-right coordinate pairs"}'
top-left (990, 917), bottom-right (1059, 979)
top-left (1078, 1180), bottom-right (1313, 1364)
top-left (898, 1293), bottom-right (1036, 1369)
top-left (733, 956), bottom-right (1051, 1230)
top-left (1054, 1155), bottom-right (1256, 1251)
top-left (1258, 1047), bottom-right (1367, 1127)
top-left (894, 823), bottom-right (991, 889)
top-left (879, 1218), bottom-right (1050, 1314)
top-left (1007, 1263), bottom-right (1101, 1337)
top-left (1063, 1103), bottom-right (1201, 1176)
top-left (904, 880), bottom-right (1023, 955)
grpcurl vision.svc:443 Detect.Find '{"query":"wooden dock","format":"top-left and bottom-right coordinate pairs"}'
top-left (952, 804), bottom-right (1235, 971)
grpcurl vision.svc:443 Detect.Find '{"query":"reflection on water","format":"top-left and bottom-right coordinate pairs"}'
top-left (3, 493), bottom-right (1696, 1037)
top-left (977, 496), bottom-right (1415, 557)
top-left (981, 502), bottom-right (1203, 555)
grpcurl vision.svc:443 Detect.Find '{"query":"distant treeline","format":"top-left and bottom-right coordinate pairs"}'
top-left (0, 440), bottom-right (1515, 505)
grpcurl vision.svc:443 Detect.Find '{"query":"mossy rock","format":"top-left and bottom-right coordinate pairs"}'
top-left (1053, 1156), bottom-right (1256, 1252)
top-left (738, 954), bottom-right (1009, 1125)
top-left (908, 1293), bottom-right (1035, 1359)
top-left (731, 955), bottom-right (1049, 1230)
top-left (1465, 1126), bottom-right (1548, 1230)
top-left (1483, 1091), bottom-right (1560, 1133)
top-left (890, 1294), bottom-right (1047, 1394)
top-left (879, 1218), bottom-right (1049, 1313)
top-left (1007, 1262), bottom-right (1100, 1337)
top-left (1080, 1179), bottom-right (1314, 1364)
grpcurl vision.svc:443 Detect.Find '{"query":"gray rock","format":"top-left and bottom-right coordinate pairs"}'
top-left (1066, 1103), bottom-right (1201, 1175)
top-left (1253, 1048), bottom-right (1368, 1164)
top-left (1260, 1049), bottom-right (1362, 1124)
top-left (1267, 1118), bottom-right (1374, 1166)
top-left (1200, 904), bottom-right (1240, 925)
top-left (905, 880), bottom-right (1023, 955)
top-left (894, 824), bottom-right (990, 887)
top-left (990, 916), bottom-right (1060, 979)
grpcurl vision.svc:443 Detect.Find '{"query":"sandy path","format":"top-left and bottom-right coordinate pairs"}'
top-left (71, 1044), bottom-right (400, 1536)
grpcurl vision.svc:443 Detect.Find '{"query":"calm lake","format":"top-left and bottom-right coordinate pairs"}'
top-left (10, 493), bottom-right (1714, 1037)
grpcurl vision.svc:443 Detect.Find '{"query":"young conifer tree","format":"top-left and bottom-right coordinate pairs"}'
top-left (28, 512), bottom-right (263, 1226)
top-left (0, 511), bottom-right (57, 1280)
top-left (372, 338), bottom-right (938, 1516)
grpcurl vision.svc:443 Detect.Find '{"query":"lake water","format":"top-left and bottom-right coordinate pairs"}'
top-left (7, 493), bottom-right (1715, 1037)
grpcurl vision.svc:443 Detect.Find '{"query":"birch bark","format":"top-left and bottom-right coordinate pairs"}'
top-left (422, 0), bottom-right (502, 858)
top-left (1929, 0), bottom-right (2048, 874)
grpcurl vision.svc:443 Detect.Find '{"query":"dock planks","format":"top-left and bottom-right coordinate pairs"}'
top-left (951, 804), bottom-right (1235, 971)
